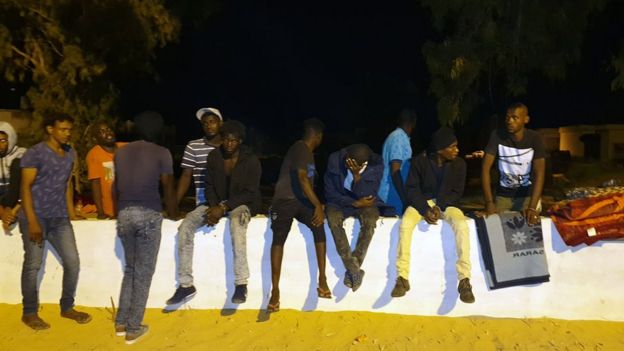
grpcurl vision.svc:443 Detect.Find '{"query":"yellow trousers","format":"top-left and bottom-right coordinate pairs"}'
top-left (396, 202), bottom-right (471, 281)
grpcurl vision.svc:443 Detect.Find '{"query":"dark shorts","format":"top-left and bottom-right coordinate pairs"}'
top-left (270, 199), bottom-right (326, 246)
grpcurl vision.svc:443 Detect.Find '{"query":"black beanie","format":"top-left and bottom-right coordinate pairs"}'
top-left (429, 127), bottom-right (457, 152)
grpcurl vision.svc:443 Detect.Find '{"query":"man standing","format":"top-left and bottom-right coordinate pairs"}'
top-left (268, 118), bottom-right (330, 312)
top-left (481, 103), bottom-right (546, 226)
top-left (204, 120), bottom-right (261, 304)
top-left (378, 108), bottom-right (417, 215)
top-left (166, 107), bottom-right (223, 305)
top-left (86, 121), bottom-right (126, 219)
top-left (391, 127), bottom-right (475, 304)
top-left (114, 111), bottom-right (178, 344)
top-left (0, 121), bottom-right (26, 231)
top-left (19, 113), bottom-right (91, 330)
top-left (324, 144), bottom-right (394, 292)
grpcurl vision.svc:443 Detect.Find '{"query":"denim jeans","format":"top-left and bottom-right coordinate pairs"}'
top-left (177, 204), bottom-right (251, 287)
top-left (228, 205), bottom-right (251, 286)
top-left (326, 205), bottom-right (379, 274)
top-left (115, 206), bottom-right (163, 333)
top-left (176, 204), bottom-right (208, 287)
top-left (19, 217), bottom-right (80, 315)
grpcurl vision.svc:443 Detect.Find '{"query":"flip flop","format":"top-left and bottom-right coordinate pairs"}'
top-left (267, 301), bottom-right (280, 313)
top-left (317, 287), bottom-right (332, 299)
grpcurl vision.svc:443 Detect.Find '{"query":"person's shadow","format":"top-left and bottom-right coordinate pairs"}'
top-left (371, 218), bottom-right (400, 309)
top-left (436, 221), bottom-right (460, 315)
top-left (256, 218), bottom-right (273, 323)
top-left (299, 222), bottom-right (324, 311)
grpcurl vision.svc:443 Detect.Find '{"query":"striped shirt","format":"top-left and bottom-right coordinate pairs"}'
top-left (181, 138), bottom-right (217, 205)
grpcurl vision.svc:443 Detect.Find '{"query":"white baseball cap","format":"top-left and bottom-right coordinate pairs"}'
top-left (195, 107), bottom-right (223, 121)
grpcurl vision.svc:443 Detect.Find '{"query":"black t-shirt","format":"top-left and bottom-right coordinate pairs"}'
top-left (485, 128), bottom-right (546, 197)
top-left (272, 140), bottom-right (316, 204)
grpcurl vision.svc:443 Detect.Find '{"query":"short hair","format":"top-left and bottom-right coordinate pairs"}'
top-left (302, 118), bottom-right (325, 139)
top-left (220, 120), bottom-right (246, 140)
top-left (507, 102), bottom-right (528, 115)
top-left (397, 108), bottom-right (417, 127)
top-left (345, 144), bottom-right (372, 164)
top-left (133, 111), bottom-right (164, 142)
top-left (43, 113), bottom-right (74, 130)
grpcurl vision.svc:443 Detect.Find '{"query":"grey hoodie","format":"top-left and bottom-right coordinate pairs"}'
top-left (0, 121), bottom-right (27, 197)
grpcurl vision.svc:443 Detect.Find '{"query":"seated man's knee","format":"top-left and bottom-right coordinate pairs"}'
top-left (231, 205), bottom-right (251, 225)
top-left (444, 206), bottom-right (464, 217)
top-left (359, 207), bottom-right (379, 225)
top-left (326, 208), bottom-right (344, 228)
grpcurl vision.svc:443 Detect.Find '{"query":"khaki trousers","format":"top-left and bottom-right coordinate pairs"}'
top-left (396, 201), bottom-right (471, 281)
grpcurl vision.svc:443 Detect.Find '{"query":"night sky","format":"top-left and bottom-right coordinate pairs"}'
top-left (3, 1), bottom-right (623, 153)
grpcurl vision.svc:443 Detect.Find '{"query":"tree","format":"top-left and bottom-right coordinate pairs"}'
top-left (0, 0), bottom-right (180, 144)
top-left (420, 0), bottom-right (609, 126)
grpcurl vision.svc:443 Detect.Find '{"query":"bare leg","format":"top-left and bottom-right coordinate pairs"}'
top-left (314, 242), bottom-right (329, 291)
top-left (269, 245), bottom-right (283, 307)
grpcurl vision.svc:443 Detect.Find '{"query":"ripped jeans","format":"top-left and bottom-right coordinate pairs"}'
top-left (228, 205), bottom-right (251, 285)
top-left (177, 204), bottom-right (251, 287)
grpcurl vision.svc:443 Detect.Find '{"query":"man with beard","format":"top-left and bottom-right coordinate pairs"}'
top-left (203, 120), bottom-right (261, 304)
top-left (19, 113), bottom-right (91, 330)
top-left (166, 107), bottom-right (223, 305)
top-left (86, 122), bottom-right (127, 219)
top-left (481, 103), bottom-right (546, 226)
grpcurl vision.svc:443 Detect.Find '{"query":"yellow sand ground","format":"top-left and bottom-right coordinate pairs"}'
top-left (1, 304), bottom-right (622, 350)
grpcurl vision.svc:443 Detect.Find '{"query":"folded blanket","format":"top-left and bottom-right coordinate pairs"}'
top-left (475, 212), bottom-right (550, 289)
top-left (549, 193), bottom-right (624, 246)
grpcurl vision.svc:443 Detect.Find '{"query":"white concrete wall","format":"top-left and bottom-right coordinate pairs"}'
top-left (1, 217), bottom-right (623, 321)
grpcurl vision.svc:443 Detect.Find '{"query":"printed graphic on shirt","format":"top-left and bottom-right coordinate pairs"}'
top-left (497, 144), bottom-right (534, 189)
top-left (102, 161), bottom-right (114, 182)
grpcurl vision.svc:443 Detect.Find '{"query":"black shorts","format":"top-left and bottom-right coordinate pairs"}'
top-left (270, 199), bottom-right (326, 246)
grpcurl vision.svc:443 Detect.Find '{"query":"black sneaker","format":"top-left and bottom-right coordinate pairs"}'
top-left (351, 269), bottom-right (365, 292)
top-left (391, 276), bottom-right (411, 298)
top-left (231, 284), bottom-right (247, 304)
top-left (458, 278), bottom-right (475, 303)
top-left (166, 285), bottom-right (197, 305)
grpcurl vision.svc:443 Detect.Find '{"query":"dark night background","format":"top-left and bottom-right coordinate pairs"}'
top-left (4, 1), bottom-right (624, 157)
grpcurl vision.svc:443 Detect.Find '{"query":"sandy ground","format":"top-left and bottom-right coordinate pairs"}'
top-left (1, 304), bottom-right (623, 350)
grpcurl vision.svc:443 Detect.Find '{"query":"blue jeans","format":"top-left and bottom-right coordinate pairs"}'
top-left (19, 217), bottom-right (80, 315)
top-left (115, 207), bottom-right (163, 333)
top-left (177, 204), bottom-right (251, 287)
top-left (176, 204), bottom-right (208, 287)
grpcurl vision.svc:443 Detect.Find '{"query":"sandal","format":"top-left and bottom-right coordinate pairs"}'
top-left (267, 301), bottom-right (280, 312)
top-left (317, 287), bottom-right (332, 299)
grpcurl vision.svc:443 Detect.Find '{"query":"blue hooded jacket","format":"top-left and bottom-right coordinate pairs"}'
top-left (323, 147), bottom-right (396, 217)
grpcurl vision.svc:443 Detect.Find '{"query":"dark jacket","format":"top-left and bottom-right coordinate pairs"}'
top-left (405, 151), bottom-right (466, 216)
top-left (324, 148), bottom-right (396, 217)
top-left (204, 145), bottom-right (262, 215)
